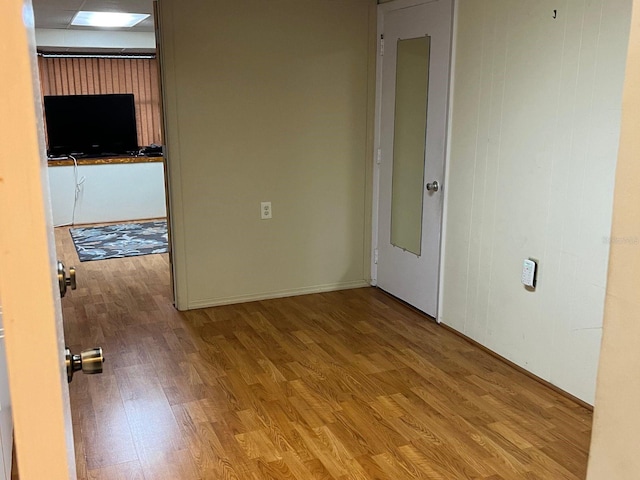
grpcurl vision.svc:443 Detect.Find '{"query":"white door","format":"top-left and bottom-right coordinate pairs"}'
top-left (0, 1), bottom-right (77, 478)
top-left (375, 0), bottom-right (453, 317)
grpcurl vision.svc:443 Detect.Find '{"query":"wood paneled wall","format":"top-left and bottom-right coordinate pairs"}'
top-left (38, 56), bottom-right (162, 148)
top-left (441, 0), bottom-right (631, 404)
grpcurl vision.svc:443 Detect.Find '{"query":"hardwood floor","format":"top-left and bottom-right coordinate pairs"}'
top-left (55, 225), bottom-right (593, 480)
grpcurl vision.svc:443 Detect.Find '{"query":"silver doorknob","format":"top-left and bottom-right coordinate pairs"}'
top-left (65, 347), bottom-right (104, 383)
top-left (57, 261), bottom-right (76, 297)
top-left (426, 181), bottom-right (439, 192)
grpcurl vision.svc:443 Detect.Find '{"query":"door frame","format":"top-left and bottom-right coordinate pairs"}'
top-left (154, 0), bottom-right (177, 306)
top-left (371, 0), bottom-right (457, 323)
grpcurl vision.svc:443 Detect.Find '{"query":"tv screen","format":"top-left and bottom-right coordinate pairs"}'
top-left (44, 94), bottom-right (139, 157)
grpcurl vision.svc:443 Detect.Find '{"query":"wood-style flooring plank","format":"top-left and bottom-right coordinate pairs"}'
top-left (86, 460), bottom-right (145, 480)
top-left (54, 224), bottom-right (593, 480)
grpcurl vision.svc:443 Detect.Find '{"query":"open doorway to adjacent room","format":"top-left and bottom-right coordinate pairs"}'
top-left (32, 0), bottom-right (173, 317)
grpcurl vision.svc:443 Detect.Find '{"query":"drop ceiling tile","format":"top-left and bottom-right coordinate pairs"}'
top-left (32, 0), bottom-right (155, 33)
top-left (32, 0), bottom-right (84, 9)
top-left (33, 7), bottom-right (77, 29)
top-left (134, 18), bottom-right (155, 30)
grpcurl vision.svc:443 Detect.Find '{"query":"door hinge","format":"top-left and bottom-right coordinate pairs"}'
top-left (380, 36), bottom-right (384, 56)
top-left (374, 248), bottom-right (379, 265)
top-left (376, 148), bottom-right (382, 165)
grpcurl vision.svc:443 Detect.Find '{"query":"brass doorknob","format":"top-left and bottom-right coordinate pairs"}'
top-left (57, 261), bottom-right (76, 297)
top-left (65, 347), bottom-right (104, 383)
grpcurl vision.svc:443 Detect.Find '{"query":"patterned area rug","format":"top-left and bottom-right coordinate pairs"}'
top-left (70, 220), bottom-right (168, 262)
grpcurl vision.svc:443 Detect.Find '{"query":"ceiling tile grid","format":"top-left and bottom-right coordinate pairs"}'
top-left (32, 0), bottom-right (154, 32)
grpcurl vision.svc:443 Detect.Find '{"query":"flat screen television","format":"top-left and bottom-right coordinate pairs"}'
top-left (44, 93), bottom-right (139, 157)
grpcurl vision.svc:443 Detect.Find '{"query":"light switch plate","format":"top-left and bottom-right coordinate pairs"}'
top-left (522, 258), bottom-right (537, 288)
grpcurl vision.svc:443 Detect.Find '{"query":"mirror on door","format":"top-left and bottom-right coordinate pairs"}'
top-left (390, 36), bottom-right (431, 256)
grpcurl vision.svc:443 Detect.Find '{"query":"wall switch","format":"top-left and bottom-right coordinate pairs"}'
top-left (522, 258), bottom-right (537, 288)
top-left (261, 202), bottom-right (272, 219)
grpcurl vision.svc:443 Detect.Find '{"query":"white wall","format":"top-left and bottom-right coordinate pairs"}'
top-left (441, 0), bottom-right (632, 404)
top-left (48, 162), bottom-right (167, 225)
top-left (159, 0), bottom-right (376, 310)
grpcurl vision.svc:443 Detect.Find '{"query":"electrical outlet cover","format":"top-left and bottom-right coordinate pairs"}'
top-left (260, 201), bottom-right (272, 219)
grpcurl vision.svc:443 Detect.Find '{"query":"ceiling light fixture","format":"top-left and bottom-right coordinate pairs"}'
top-left (71, 11), bottom-right (150, 28)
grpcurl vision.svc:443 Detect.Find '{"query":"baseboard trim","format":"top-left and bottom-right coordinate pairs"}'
top-left (187, 280), bottom-right (371, 310)
top-left (438, 323), bottom-right (594, 412)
